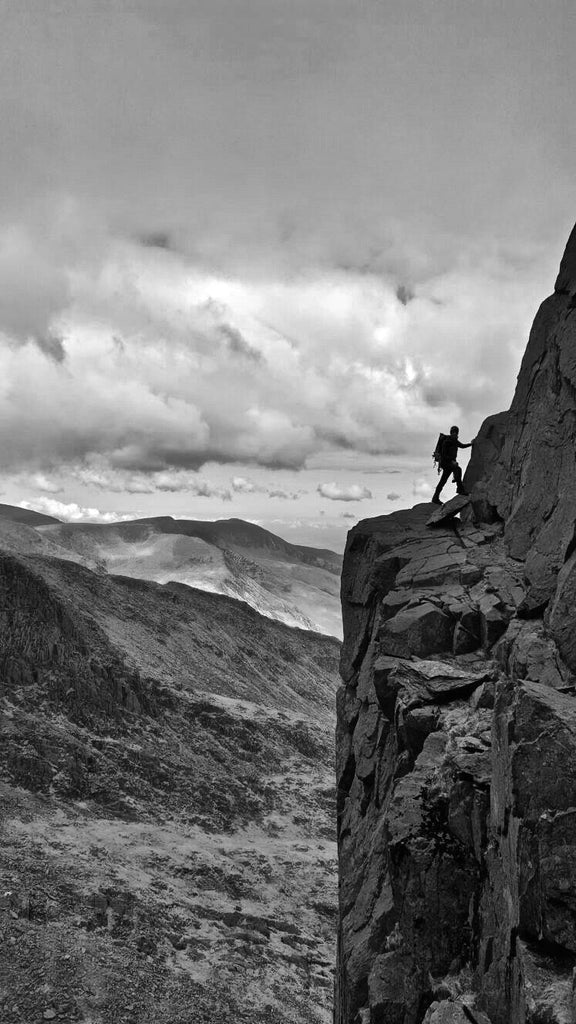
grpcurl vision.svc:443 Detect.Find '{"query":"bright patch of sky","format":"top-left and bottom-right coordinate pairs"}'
top-left (1, 0), bottom-right (576, 550)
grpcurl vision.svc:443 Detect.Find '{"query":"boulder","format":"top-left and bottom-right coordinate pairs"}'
top-left (426, 495), bottom-right (470, 527)
top-left (461, 565), bottom-right (485, 587)
top-left (453, 621), bottom-right (480, 656)
top-left (391, 659), bottom-right (491, 701)
top-left (380, 588), bottom-right (412, 620)
top-left (396, 549), bottom-right (469, 588)
top-left (495, 619), bottom-right (571, 691)
top-left (477, 594), bottom-right (509, 650)
top-left (378, 602), bottom-right (454, 658)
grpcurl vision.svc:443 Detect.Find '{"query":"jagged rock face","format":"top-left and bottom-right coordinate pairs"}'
top-left (338, 508), bottom-right (514, 1023)
top-left (337, 225), bottom-right (576, 1024)
top-left (336, 500), bottom-right (576, 1024)
top-left (477, 676), bottom-right (576, 1024)
top-left (464, 226), bottom-right (576, 639)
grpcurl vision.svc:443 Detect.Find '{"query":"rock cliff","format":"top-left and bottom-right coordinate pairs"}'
top-left (336, 226), bottom-right (576, 1024)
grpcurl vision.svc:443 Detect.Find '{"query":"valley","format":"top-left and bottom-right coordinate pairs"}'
top-left (0, 520), bottom-right (341, 1024)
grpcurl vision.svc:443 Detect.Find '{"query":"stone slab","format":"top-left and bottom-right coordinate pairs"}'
top-left (426, 495), bottom-right (471, 527)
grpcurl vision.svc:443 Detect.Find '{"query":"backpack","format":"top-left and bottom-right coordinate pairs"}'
top-left (432, 433), bottom-right (448, 473)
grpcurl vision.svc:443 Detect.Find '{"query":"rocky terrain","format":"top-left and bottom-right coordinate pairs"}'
top-left (336, 222), bottom-right (576, 1024)
top-left (34, 516), bottom-right (343, 638)
top-left (0, 540), bottom-right (341, 1023)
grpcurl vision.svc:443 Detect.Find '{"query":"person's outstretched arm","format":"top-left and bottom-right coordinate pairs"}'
top-left (458, 440), bottom-right (473, 449)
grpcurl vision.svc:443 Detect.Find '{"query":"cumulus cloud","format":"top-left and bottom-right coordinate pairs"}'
top-left (318, 482), bottom-right (373, 502)
top-left (232, 476), bottom-right (258, 494)
top-left (0, 235), bottom-right (552, 497)
top-left (387, 491), bottom-right (402, 501)
top-left (19, 498), bottom-right (136, 524)
top-left (232, 476), bottom-right (300, 499)
top-left (75, 463), bottom-right (232, 500)
top-left (0, 2), bottom-right (567, 501)
top-left (268, 488), bottom-right (300, 500)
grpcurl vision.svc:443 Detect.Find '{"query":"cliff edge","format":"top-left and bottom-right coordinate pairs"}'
top-left (336, 225), bottom-right (576, 1024)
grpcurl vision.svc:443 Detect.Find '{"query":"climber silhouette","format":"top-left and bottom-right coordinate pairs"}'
top-left (431, 425), bottom-right (473, 504)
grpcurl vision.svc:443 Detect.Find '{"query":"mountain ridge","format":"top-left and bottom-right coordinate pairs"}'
top-left (0, 502), bottom-right (61, 526)
top-left (22, 513), bottom-right (344, 637)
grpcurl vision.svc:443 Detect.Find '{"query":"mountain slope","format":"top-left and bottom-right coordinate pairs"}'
top-left (0, 517), bottom-right (101, 570)
top-left (34, 516), bottom-right (343, 637)
top-left (131, 516), bottom-right (342, 570)
top-left (0, 544), bottom-right (340, 1024)
top-left (0, 502), bottom-right (61, 526)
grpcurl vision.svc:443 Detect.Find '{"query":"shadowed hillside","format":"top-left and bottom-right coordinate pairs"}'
top-left (0, 543), bottom-right (340, 1024)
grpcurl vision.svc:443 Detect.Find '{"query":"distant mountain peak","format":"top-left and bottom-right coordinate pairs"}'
top-left (0, 503), bottom-right (61, 526)
top-left (0, 509), bottom-right (343, 636)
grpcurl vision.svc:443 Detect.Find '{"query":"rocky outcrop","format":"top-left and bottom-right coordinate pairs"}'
top-left (464, 225), bottom-right (576, 634)
top-left (337, 505), bottom-right (576, 1024)
top-left (336, 222), bottom-right (576, 1024)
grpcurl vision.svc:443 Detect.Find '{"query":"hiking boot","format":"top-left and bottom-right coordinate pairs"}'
top-left (457, 488), bottom-right (469, 496)
top-left (431, 495), bottom-right (442, 505)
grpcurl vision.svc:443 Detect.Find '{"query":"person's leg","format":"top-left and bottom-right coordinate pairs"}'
top-left (451, 461), bottom-right (468, 495)
top-left (432, 465), bottom-right (451, 503)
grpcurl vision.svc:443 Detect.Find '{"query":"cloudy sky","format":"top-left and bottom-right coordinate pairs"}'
top-left (2, 0), bottom-right (576, 549)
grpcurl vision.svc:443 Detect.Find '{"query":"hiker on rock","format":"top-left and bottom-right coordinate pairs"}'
top-left (431, 425), bottom-right (473, 504)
